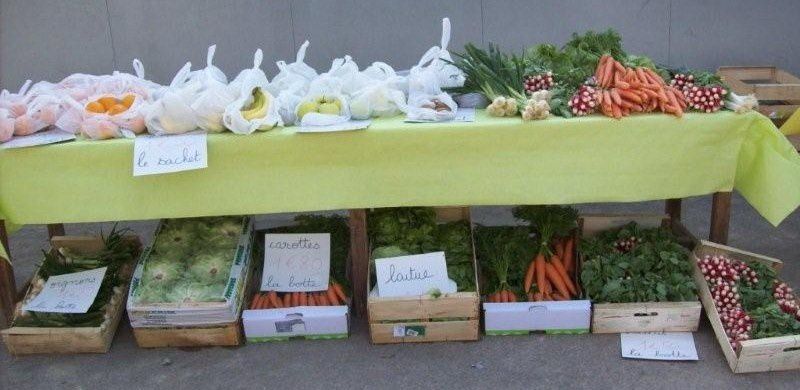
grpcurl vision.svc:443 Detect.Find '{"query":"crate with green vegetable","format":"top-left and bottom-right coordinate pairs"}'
top-left (243, 215), bottom-right (351, 342)
top-left (126, 216), bottom-right (254, 348)
top-left (2, 230), bottom-right (141, 355)
top-left (579, 214), bottom-right (700, 334)
top-left (480, 206), bottom-right (591, 335)
top-left (367, 207), bottom-right (480, 344)
top-left (694, 241), bottom-right (800, 373)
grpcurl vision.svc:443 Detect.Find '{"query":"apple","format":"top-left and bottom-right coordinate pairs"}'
top-left (318, 102), bottom-right (340, 115)
top-left (296, 101), bottom-right (319, 120)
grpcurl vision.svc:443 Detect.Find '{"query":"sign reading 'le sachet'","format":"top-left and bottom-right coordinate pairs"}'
top-left (133, 132), bottom-right (207, 176)
top-left (262, 233), bottom-right (331, 292)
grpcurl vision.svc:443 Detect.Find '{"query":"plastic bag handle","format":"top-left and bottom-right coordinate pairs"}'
top-left (275, 60), bottom-right (288, 72)
top-left (132, 59), bottom-right (146, 79)
top-left (18, 80), bottom-right (32, 95)
top-left (440, 18), bottom-right (451, 50)
top-left (416, 46), bottom-right (441, 68)
top-left (206, 44), bottom-right (217, 67)
top-left (296, 40), bottom-right (310, 63)
top-left (60, 93), bottom-right (84, 110)
top-left (169, 62), bottom-right (192, 88)
top-left (252, 49), bottom-right (263, 69)
top-left (370, 62), bottom-right (395, 77)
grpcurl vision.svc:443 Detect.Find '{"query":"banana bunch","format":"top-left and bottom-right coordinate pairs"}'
top-left (241, 88), bottom-right (271, 122)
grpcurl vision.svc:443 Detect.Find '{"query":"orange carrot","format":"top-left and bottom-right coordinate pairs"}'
top-left (308, 294), bottom-right (317, 306)
top-left (282, 293), bottom-right (291, 307)
top-left (249, 294), bottom-right (260, 309)
top-left (258, 293), bottom-right (270, 309)
top-left (508, 291), bottom-right (517, 302)
top-left (555, 238), bottom-right (565, 259)
top-left (524, 258), bottom-right (536, 293)
top-left (268, 291), bottom-right (282, 308)
top-left (551, 292), bottom-right (568, 301)
top-left (327, 287), bottom-right (340, 306)
top-left (563, 237), bottom-right (575, 274)
top-left (317, 292), bottom-right (330, 306)
top-left (534, 253), bottom-right (547, 296)
top-left (533, 292), bottom-right (543, 302)
top-left (550, 255), bottom-right (577, 296)
top-left (610, 88), bottom-right (623, 105)
top-left (611, 102), bottom-right (622, 119)
top-left (603, 60), bottom-right (615, 87)
top-left (299, 292), bottom-right (307, 306)
top-left (545, 262), bottom-right (570, 298)
top-left (332, 282), bottom-right (348, 303)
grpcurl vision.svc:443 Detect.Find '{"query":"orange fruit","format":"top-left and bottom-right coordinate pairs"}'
top-left (86, 101), bottom-right (106, 113)
top-left (120, 94), bottom-right (135, 109)
top-left (97, 96), bottom-right (119, 111)
top-left (107, 104), bottom-right (128, 115)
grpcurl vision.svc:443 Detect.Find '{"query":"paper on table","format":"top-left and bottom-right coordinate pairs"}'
top-left (404, 108), bottom-right (475, 123)
top-left (296, 120), bottom-right (371, 133)
top-left (1, 129), bottom-right (76, 149)
top-left (620, 332), bottom-right (699, 361)
top-left (133, 132), bottom-right (208, 176)
top-left (24, 267), bottom-right (107, 313)
top-left (262, 233), bottom-right (331, 292)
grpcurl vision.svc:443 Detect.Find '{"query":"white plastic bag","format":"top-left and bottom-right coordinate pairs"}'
top-left (269, 41), bottom-right (317, 95)
top-left (143, 62), bottom-right (199, 135)
top-left (411, 18), bottom-right (465, 89)
top-left (0, 109), bottom-right (14, 142)
top-left (222, 72), bottom-right (282, 135)
top-left (349, 80), bottom-right (407, 119)
top-left (295, 73), bottom-right (351, 126)
top-left (406, 68), bottom-right (457, 122)
top-left (187, 45), bottom-right (228, 92)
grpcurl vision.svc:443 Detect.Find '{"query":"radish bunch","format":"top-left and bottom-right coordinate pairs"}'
top-left (567, 84), bottom-right (598, 116)
top-left (612, 235), bottom-right (641, 253)
top-left (774, 281), bottom-right (800, 320)
top-left (669, 73), bottom-right (694, 92)
top-left (523, 72), bottom-right (554, 95)
top-left (698, 254), bottom-right (753, 348)
top-left (684, 85), bottom-right (727, 113)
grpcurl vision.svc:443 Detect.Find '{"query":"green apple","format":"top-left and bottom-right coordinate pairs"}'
top-left (318, 102), bottom-right (340, 115)
top-left (296, 101), bottom-right (319, 120)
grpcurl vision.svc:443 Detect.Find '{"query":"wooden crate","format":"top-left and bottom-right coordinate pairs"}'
top-left (132, 322), bottom-right (242, 348)
top-left (1, 235), bottom-right (140, 355)
top-left (693, 241), bottom-right (800, 373)
top-left (717, 66), bottom-right (800, 125)
top-left (579, 214), bottom-right (701, 333)
top-left (367, 207), bottom-right (480, 344)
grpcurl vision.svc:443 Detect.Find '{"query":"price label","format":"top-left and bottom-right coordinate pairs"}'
top-left (24, 267), bottom-right (107, 313)
top-left (261, 233), bottom-right (331, 292)
top-left (374, 252), bottom-right (452, 298)
top-left (133, 132), bottom-right (207, 176)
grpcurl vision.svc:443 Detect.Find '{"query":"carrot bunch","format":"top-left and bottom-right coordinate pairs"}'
top-left (594, 54), bottom-right (686, 119)
top-left (524, 235), bottom-right (578, 302)
top-left (486, 289), bottom-right (518, 303)
top-left (249, 281), bottom-right (348, 310)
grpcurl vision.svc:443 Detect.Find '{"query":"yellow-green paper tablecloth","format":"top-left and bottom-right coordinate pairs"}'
top-left (0, 111), bottom-right (798, 227)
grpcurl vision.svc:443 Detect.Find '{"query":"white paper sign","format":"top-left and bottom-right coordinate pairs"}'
top-left (24, 267), bottom-right (107, 313)
top-left (374, 252), bottom-right (450, 298)
top-left (297, 120), bottom-right (371, 133)
top-left (621, 332), bottom-right (699, 361)
top-left (453, 108), bottom-right (476, 122)
top-left (1, 129), bottom-right (76, 149)
top-left (133, 132), bottom-right (207, 176)
top-left (262, 233), bottom-right (330, 292)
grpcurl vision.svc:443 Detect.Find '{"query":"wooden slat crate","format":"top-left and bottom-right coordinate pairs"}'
top-left (693, 241), bottom-right (800, 373)
top-left (579, 214), bottom-right (701, 334)
top-left (717, 66), bottom-right (800, 125)
top-left (1, 235), bottom-right (140, 355)
top-left (132, 322), bottom-right (242, 348)
top-left (367, 207), bottom-right (480, 344)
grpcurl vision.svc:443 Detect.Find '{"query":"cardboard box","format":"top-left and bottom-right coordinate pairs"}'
top-left (484, 300), bottom-right (591, 335)
top-left (243, 306), bottom-right (349, 342)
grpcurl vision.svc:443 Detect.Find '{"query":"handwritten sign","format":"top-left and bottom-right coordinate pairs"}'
top-left (1, 129), bottom-right (75, 149)
top-left (374, 252), bottom-right (452, 298)
top-left (133, 132), bottom-right (207, 176)
top-left (621, 332), bottom-right (699, 361)
top-left (296, 119), bottom-right (371, 133)
top-left (24, 267), bottom-right (107, 313)
top-left (261, 233), bottom-right (330, 292)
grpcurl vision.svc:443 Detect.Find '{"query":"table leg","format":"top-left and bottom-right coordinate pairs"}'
top-left (665, 199), bottom-right (682, 222)
top-left (47, 223), bottom-right (66, 238)
top-left (0, 219), bottom-right (16, 327)
top-left (348, 209), bottom-right (369, 318)
top-left (710, 192), bottom-right (732, 244)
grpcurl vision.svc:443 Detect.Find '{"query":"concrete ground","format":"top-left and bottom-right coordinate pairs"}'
top-left (1, 195), bottom-right (798, 389)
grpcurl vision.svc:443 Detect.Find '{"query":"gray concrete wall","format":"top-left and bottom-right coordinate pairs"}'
top-left (1, 0), bottom-right (798, 88)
